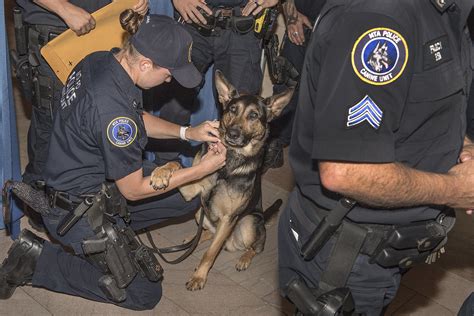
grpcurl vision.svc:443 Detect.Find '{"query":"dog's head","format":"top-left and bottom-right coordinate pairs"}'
top-left (215, 70), bottom-right (294, 152)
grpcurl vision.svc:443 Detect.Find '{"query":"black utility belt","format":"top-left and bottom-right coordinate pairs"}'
top-left (177, 8), bottom-right (255, 36)
top-left (292, 206), bottom-right (449, 270)
top-left (28, 24), bottom-right (65, 47)
top-left (360, 219), bottom-right (448, 269)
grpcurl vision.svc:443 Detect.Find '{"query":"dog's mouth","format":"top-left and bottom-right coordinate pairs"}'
top-left (223, 133), bottom-right (250, 148)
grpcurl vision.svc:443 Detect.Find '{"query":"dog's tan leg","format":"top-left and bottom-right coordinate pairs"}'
top-left (186, 217), bottom-right (235, 291)
top-left (235, 248), bottom-right (257, 271)
top-left (183, 230), bottom-right (214, 245)
top-left (150, 161), bottom-right (182, 190)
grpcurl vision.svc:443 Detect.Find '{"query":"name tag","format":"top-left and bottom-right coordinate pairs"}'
top-left (423, 35), bottom-right (452, 70)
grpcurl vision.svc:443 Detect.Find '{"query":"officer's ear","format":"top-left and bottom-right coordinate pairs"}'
top-left (138, 58), bottom-right (154, 73)
top-left (215, 70), bottom-right (238, 108)
top-left (263, 87), bottom-right (295, 122)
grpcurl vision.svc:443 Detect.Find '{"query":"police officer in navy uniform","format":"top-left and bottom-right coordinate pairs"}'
top-left (278, 0), bottom-right (473, 314)
top-left (265, 0), bottom-right (325, 169)
top-left (0, 12), bottom-right (226, 310)
top-left (15, 0), bottom-right (148, 185)
top-left (172, 0), bottom-right (278, 95)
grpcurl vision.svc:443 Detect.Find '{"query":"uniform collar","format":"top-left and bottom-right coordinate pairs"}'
top-left (108, 49), bottom-right (142, 111)
top-left (430, 0), bottom-right (455, 13)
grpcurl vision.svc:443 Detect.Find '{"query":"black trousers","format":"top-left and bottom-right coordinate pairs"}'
top-left (31, 162), bottom-right (200, 310)
top-left (144, 25), bottom-right (263, 161)
top-left (278, 191), bottom-right (401, 316)
top-left (270, 33), bottom-right (308, 145)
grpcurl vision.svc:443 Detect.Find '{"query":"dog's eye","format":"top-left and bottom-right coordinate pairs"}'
top-left (248, 112), bottom-right (259, 120)
top-left (229, 105), bottom-right (237, 113)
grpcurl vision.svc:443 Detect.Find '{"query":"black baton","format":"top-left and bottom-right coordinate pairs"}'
top-left (300, 198), bottom-right (356, 261)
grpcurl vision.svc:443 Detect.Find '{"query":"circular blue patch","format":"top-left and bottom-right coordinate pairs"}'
top-left (351, 27), bottom-right (408, 85)
top-left (107, 117), bottom-right (137, 147)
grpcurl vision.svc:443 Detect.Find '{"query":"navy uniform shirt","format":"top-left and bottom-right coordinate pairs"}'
top-left (290, 0), bottom-right (473, 224)
top-left (16, 0), bottom-right (110, 28)
top-left (44, 51), bottom-right (147, 196)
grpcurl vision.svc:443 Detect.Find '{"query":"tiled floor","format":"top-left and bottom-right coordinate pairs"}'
top-left (1, 4), bottom-right (474, 315)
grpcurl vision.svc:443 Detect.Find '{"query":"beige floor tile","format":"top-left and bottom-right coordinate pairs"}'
top-left (401, 264), bottom-right (474, 313)
top-left (163, 270), bottom-right (273, 314)
top-left (391, 294), bottom-right (455, 316)
top-left (384, 285), bottom-right (417, 315)
top-left (262, 290), bottom-right (294, 316)
top-left (262, 149), bottom-right (294, 193)
top-left (0, 288), bottom-right (51, 316)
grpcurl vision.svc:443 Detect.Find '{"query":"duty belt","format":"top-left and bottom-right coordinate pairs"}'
top-left (45, 187), bottom-right (88, 212)
top-left (28, 24), bottom-right (65, 47)
top-left (177, 7), bottom-right (255, 36)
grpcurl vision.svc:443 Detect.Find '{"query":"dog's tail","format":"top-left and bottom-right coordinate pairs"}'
top-left (263, 198), bottom-right (283, 223)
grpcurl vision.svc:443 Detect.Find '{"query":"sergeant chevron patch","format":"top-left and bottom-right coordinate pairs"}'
top-left (347, 95), bottom-right (383, 129)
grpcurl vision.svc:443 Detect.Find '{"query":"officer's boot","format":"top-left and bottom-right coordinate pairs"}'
top-left (0, 229), bottom-right (44, 299)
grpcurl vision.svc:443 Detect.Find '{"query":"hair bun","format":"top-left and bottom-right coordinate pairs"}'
top-left (120, 9), bottom-right (144, 35)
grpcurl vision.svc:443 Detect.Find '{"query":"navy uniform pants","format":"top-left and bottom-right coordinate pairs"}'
top-left (145, 24), bottom-right (263, 162)
top-left (270, 32), bottom-right (308, 145)
top-left (278, 191), bottom-right (401, 316)
top-left (30, 162), bottom-right (200, 310)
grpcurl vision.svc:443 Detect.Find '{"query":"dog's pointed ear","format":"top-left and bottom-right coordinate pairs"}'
top-left (263, 87), bottom-right (295, 122)
top-left (215, 70), bottom-right (238, 108)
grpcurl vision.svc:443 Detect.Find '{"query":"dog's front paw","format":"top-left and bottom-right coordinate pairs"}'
top-left (186, 276), bottom-right (207, 291)
top-left (150, 161), bottom-right (182, 190)
top-left (235, 257), bottom-right (251, 271)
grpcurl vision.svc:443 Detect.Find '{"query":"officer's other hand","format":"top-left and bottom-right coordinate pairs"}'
top-left (284, 8), bottom-right (312, 46)
top-left (458, 141), bottom-right (474, 215)
top-left (173, 0), bottom-right (212, 25)
top-left (242, 0), bottom-right (279, 16)
top-left (186, 120), bottom-right (221, 143)
top-left (198, 142), bottom-right (227, 174)
top-left (447, 160), bottom-right (474, 212)
top-left (61, 3), bottom-right (96, 36)
top-left (133, 0), bottom-right (149, 15)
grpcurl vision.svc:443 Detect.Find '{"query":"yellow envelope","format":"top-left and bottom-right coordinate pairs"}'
top-left (41, 0), bottom-right (138, 84)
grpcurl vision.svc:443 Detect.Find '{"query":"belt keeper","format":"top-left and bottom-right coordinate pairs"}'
top-left (179, 126), bottom-right (189, 141)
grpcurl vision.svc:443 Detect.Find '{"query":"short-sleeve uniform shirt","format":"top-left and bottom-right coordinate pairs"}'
top-left (290, 0), bottom-right (473, 224)
top-left (44, 51), bottom-right (147, 196)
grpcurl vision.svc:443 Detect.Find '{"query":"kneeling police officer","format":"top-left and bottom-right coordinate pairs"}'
top-left (0, 12), bottom-right (226, 310)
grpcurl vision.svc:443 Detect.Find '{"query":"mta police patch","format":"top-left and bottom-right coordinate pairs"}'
top-left (107, 117), bottom-right (137, 147)
top-left (351, 27), bottom-right (408, 86)
top-left (347, 95), bottom-right (383, 129)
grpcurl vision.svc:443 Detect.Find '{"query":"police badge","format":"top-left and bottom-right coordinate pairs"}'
top-left (107, 117), bottom-right (137, 147)
top-left (351, 27), bottom-right (408, 86)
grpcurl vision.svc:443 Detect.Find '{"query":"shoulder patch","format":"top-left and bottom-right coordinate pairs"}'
top-left (347, 95), bottom-right (383, 129)
top-left (351, 27), bottom-right (408, 86)
top-left (107, 117), bottom-right (137, 147)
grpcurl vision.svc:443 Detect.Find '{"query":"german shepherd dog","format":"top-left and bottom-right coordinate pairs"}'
top-left (150, 70), bottom-right (294, 291)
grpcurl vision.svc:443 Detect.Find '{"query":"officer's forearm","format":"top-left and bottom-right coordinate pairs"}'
top-left (33, 0), bottom-right (70, 16)
top-left (116, 165), bottom-right (208, 201)
top-left (319, 161), bottom-right (455, 209)
top-left (142, 112), bottom-right (181, 140)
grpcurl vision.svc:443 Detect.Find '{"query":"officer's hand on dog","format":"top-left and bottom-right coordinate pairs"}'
top-left (173, 0), bottom-right (212, 25)
top-left (198, 142), bottom-right (227, 173)
top-left (283, 4), bottom-right (312, 46)
top-left (242, 0), bottom-right (279, 16)
top-left (60, 2), bottom-right (96, 36)
top-left (133, 0), bottom-right (149, 15)
top-left (186, 120), bottom-right (221, 143)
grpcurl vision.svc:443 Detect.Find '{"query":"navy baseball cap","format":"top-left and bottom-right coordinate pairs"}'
top-left (131, 15), bottom-right (202, 88)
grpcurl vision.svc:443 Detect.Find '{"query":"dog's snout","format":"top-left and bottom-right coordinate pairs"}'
top-left (227, 128), bottom-right (240, 140)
